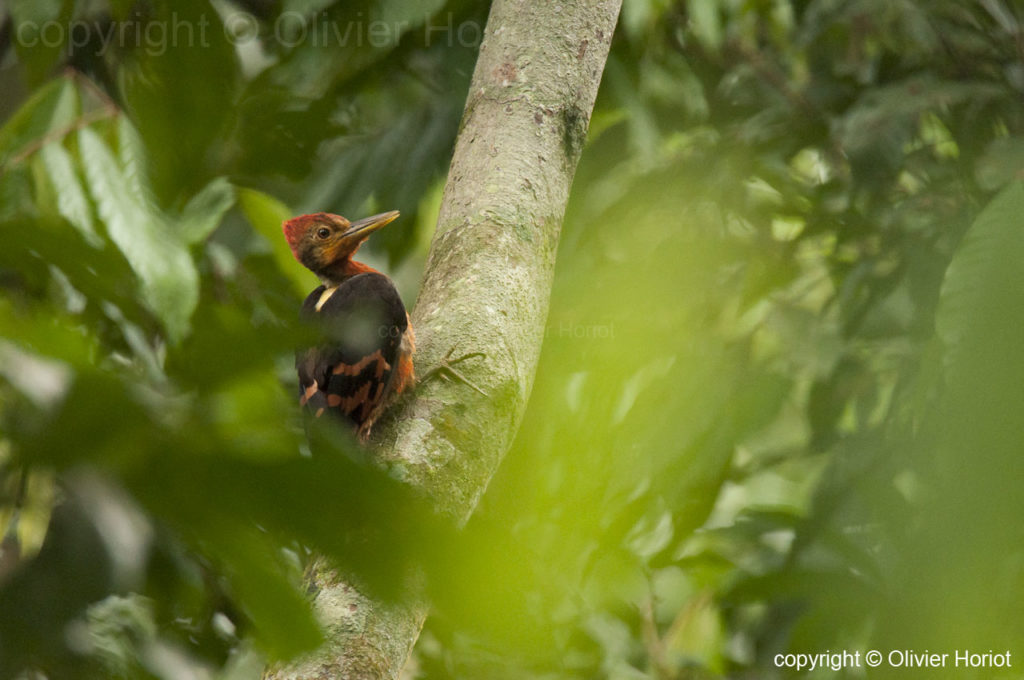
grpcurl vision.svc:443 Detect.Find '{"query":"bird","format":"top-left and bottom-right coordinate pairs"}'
top-left (283, 210), bottom-right (415, 440)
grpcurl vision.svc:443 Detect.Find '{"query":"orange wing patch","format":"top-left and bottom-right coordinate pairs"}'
top-left (331, 349), bottom-right (391, 379)
top-left (393, 319), bottom-right (416, 395)
top-left (299, 382), bottom-right (319, 406)
top-left (338, 382), bottom-right (373, 418)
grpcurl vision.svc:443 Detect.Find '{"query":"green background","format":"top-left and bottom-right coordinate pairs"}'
top-left (1, 1), bottom-right (1023, 677)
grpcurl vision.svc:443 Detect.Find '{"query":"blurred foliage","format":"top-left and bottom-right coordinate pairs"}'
top-left (0, 0), bottom-right (481, 676)
top-left (417, 0), bottom-right (1024, 678)
top-left (1, 0), bottom-right (1024, 679)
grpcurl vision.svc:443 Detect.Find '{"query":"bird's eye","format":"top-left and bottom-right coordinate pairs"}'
top-left (316, 227), bottom-right (331, 239)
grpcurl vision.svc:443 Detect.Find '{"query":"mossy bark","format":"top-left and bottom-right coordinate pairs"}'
top-left (265, 1), bottom-right (621, 677)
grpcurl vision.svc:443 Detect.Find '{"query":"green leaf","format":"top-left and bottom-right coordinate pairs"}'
top-left (117, 116), bottom-right (153, 206)
top-left (9, 0), bottom-right (74, 84)
top-left (626, 510), bottom-right (674, 560)
top-left (0, 78), bottom-right (78, 167)
top-left (690, 0), bottom-right (723, 50)
top-left (0, 216), bottom-right (146, 332)
top-left (263, 0), bottom-right (448, 99)
top-left (936, 181), bottom-right (1024, 377)
top-left (663, 593), bottom-right (725, 674)
top-left (37, 142), bottom-right (103, 248)
top-left (204, 529), bottom-right (323, 660)
top-left (619, 0), bottom-right (672, 39)
top-left (9, 0), bottom-right (65, 26)
top-left (237, 187), bottom-right (312, 297)
top-left (78, 127), bottom-right (199, 343)
top-left (179, 177), bottom-right (235, 245)
top-left (0, 165), bottom-right (37, 222)
top-left (118, 0), bottom-right (239, 201)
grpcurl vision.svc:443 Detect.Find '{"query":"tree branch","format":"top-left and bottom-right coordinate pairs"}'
top-left (265, 1), bottom-right (621, 677)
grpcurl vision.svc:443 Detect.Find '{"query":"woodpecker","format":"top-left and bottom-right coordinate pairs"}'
top-left (283, 210), bottom-right (414, 440)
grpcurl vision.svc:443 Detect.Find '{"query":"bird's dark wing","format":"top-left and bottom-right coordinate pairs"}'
top-left (296, 273), bottom-right (409, 430)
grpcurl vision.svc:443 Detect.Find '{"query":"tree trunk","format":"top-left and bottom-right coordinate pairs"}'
top-left (265, 0), bottom-right (621, 677)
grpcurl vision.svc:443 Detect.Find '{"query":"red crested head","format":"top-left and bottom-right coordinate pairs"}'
top-left (283, 213), bottom-right (337, 260)
top-left (282, 210), bottom-right (400, 282)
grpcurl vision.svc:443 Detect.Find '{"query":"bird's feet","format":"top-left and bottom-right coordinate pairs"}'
top-left (418, 347), bottom-right (487, 396)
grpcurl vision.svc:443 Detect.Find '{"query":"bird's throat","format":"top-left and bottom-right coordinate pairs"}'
top-left (312, 256), bottom-right (382, 309)
top-left (319, 258), bottom-right (380, 287)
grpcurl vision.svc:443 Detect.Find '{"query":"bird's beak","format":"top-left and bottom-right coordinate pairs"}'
top-left (342, 210), bottom-right (400, 239)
